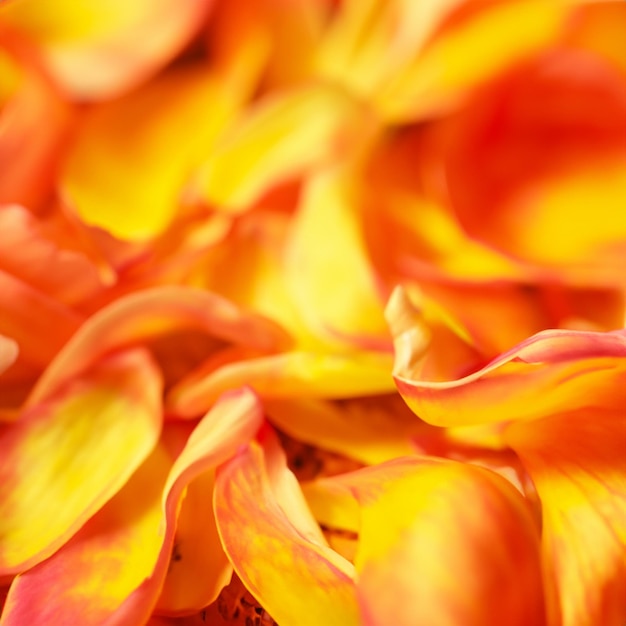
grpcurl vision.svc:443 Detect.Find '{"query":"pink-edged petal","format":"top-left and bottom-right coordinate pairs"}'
top-left (0, 441), bottom-right (171, 625)
top-left (103, 387), bottom-right (264, 625)
top-left (167, 349), bottom-right (395, 417)
top-left (333, 457), bottom-right (545, 626)
top-left (506, 409), bottom-right (626, 626)
top-left (214, 433), bottom-right (360, 626)
top-left (0, 349), bottom-right (162, 575)
top-left (0, 337), bottom-right (18, 376)
top-left (0, 0), bottom-right (214, 99)
top-left (0, 204), bottom-right (104, 305)
top-left (387, 286), bottom-right (626, 426)
top-left (28, 286), bottom-right (289, 406)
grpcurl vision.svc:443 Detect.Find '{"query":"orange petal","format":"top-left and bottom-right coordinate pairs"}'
top-left (61, 64), bottom-right (247, 240)
top-left (343, 458), bottom-right (545, 626)
top-left (168, 349), bottom-right (395, 417)
top-left (0, 440), bottom-right (171, 624)
top-left (214, 433), bottom-right (360, 626)
top-left (28, 286), bottom-right (289, 406)
top-left (0, 204), bottom-right (104, 306)
top-left (506, 409), bottom-right (626, 626)
top-left (387, 286), bottom-right (626, 426)
top-left (107, 388), bottom-right (264, 625)
top-left (0, 337), bottom-right (18, 376)
top-left (0, 348), bottom-right (162, 575)
top-left (0, 0), bottom-right (213, 98)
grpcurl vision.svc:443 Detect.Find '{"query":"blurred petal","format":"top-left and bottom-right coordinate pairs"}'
top-left (214, 433), bottom-right (359, 626)
top-left (0, 204), bottom-right (104, 305)
top-left (61, 65), bottom-right (245, 240)
top-left (0, 349), bottom-right (162, 575)
top-left (340, 458), bottom-right (545, 626)
top-left (387, 286), bottom-right (626, 426)
top-left (168, 350), bottom-right (395, 417)
top-left (0, 0), bottom-right (213, 98)
top-left (28, 286), bottom-right (289, 406)
top-left (0, 45), bottom-right (71, 209)
top-left (506, 409), bottom-right (626, 626)
top-left (0, 336), bottom-right (18, 376)
top-left (107, 387), bottom-right (263, 625)
top-left (1, 441), bottom-right (171, 625)
top-left (198, 84), bottom-right (372, 211)
top-left (285, 171), bottom-right (389, 348)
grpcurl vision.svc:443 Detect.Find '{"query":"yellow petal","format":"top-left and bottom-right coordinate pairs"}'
top-left (0, 349), bottom-right (162, 574)
top-left (506, 409), bottom-right (626, 626)
top-left (214, 435), bottom-right (359, 626)
top-left (0, 0), bottom-right (213, 98)
top-left (61, 65), bottom-right (246, 240)
top-left (198, 84), bottom-right (371, 211)
top-left (341, 458), bottom-right (545, 626)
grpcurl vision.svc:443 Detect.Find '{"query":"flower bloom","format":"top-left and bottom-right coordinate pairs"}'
top-left (0, 1), bottom-right (625, 625)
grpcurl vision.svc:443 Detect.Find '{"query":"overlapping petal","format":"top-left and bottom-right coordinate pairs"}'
top-left (506, 409), bottom-right (626, 626)
top-left (387, 286), bottom-right (626, 426)
top-left (0, 336), bottom-right (17, 376)
top-left (0, 348), bottom-right (162, 575)
top-left (214, 430), bottom-right (360, 626)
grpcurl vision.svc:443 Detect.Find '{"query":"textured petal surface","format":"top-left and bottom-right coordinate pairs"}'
top-left (0, 349), bottom-right (162, 575)
top-left (506, 409), bottom-right (626, 626)
top-left (387, 287), bottom-right (626, 426)
top-left (214, 434), bottom-right (359, 626)
top-left (343, 458), bottom-right (545, 626)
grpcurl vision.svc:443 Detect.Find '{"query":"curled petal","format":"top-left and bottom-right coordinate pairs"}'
top-left (28, 286), bottom-right (289, 406)
top-left (0, 0), bottom-right (214, 98)
top-left (0, 349), bottom-right (162, 575)
top-left (214, 434), bottom-right (360, 626)
top-left (506, 409), bottom-right (626, 626)
top-left (334, 458), bottom-right (545, 626)
top-left (387, 286), bottom-right (626, 426)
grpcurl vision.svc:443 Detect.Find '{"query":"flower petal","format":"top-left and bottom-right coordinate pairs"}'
top-left (348, 458), bottom-right (546, 626)
top-left (505, 409), bottom-right (626, 626)
top-left (0, 0), bottom-right (213, 98)
top-left (0, 348), bottom-right (162, 575)
top-left (61, 65), bottom-right (245, 240)
top-left (0, 337), bottom-right (18, 376)
top-left (387, 286), bottom-right (626, 426)
top-left (28, 286), bottom-right (289, 406)
top-left (105, 387), bottom-right (264, 625)
top-left (214, 434), bottom-right (360, 626)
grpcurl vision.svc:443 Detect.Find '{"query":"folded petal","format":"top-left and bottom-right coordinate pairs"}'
top-left (28, 286), bottom-right (289, 406)
top-left (340, 458), bottom-right (545, 626)
top-left (0, 0), bottom-right (213, 98)
top-left (0, 348), bottom-right (162, 575)
top-left (506, 409), bottom-right (626, 626)
top-left (387, 286), bottom-right (626, 426)
top-left (214, 433), bottom-right (360, 626)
